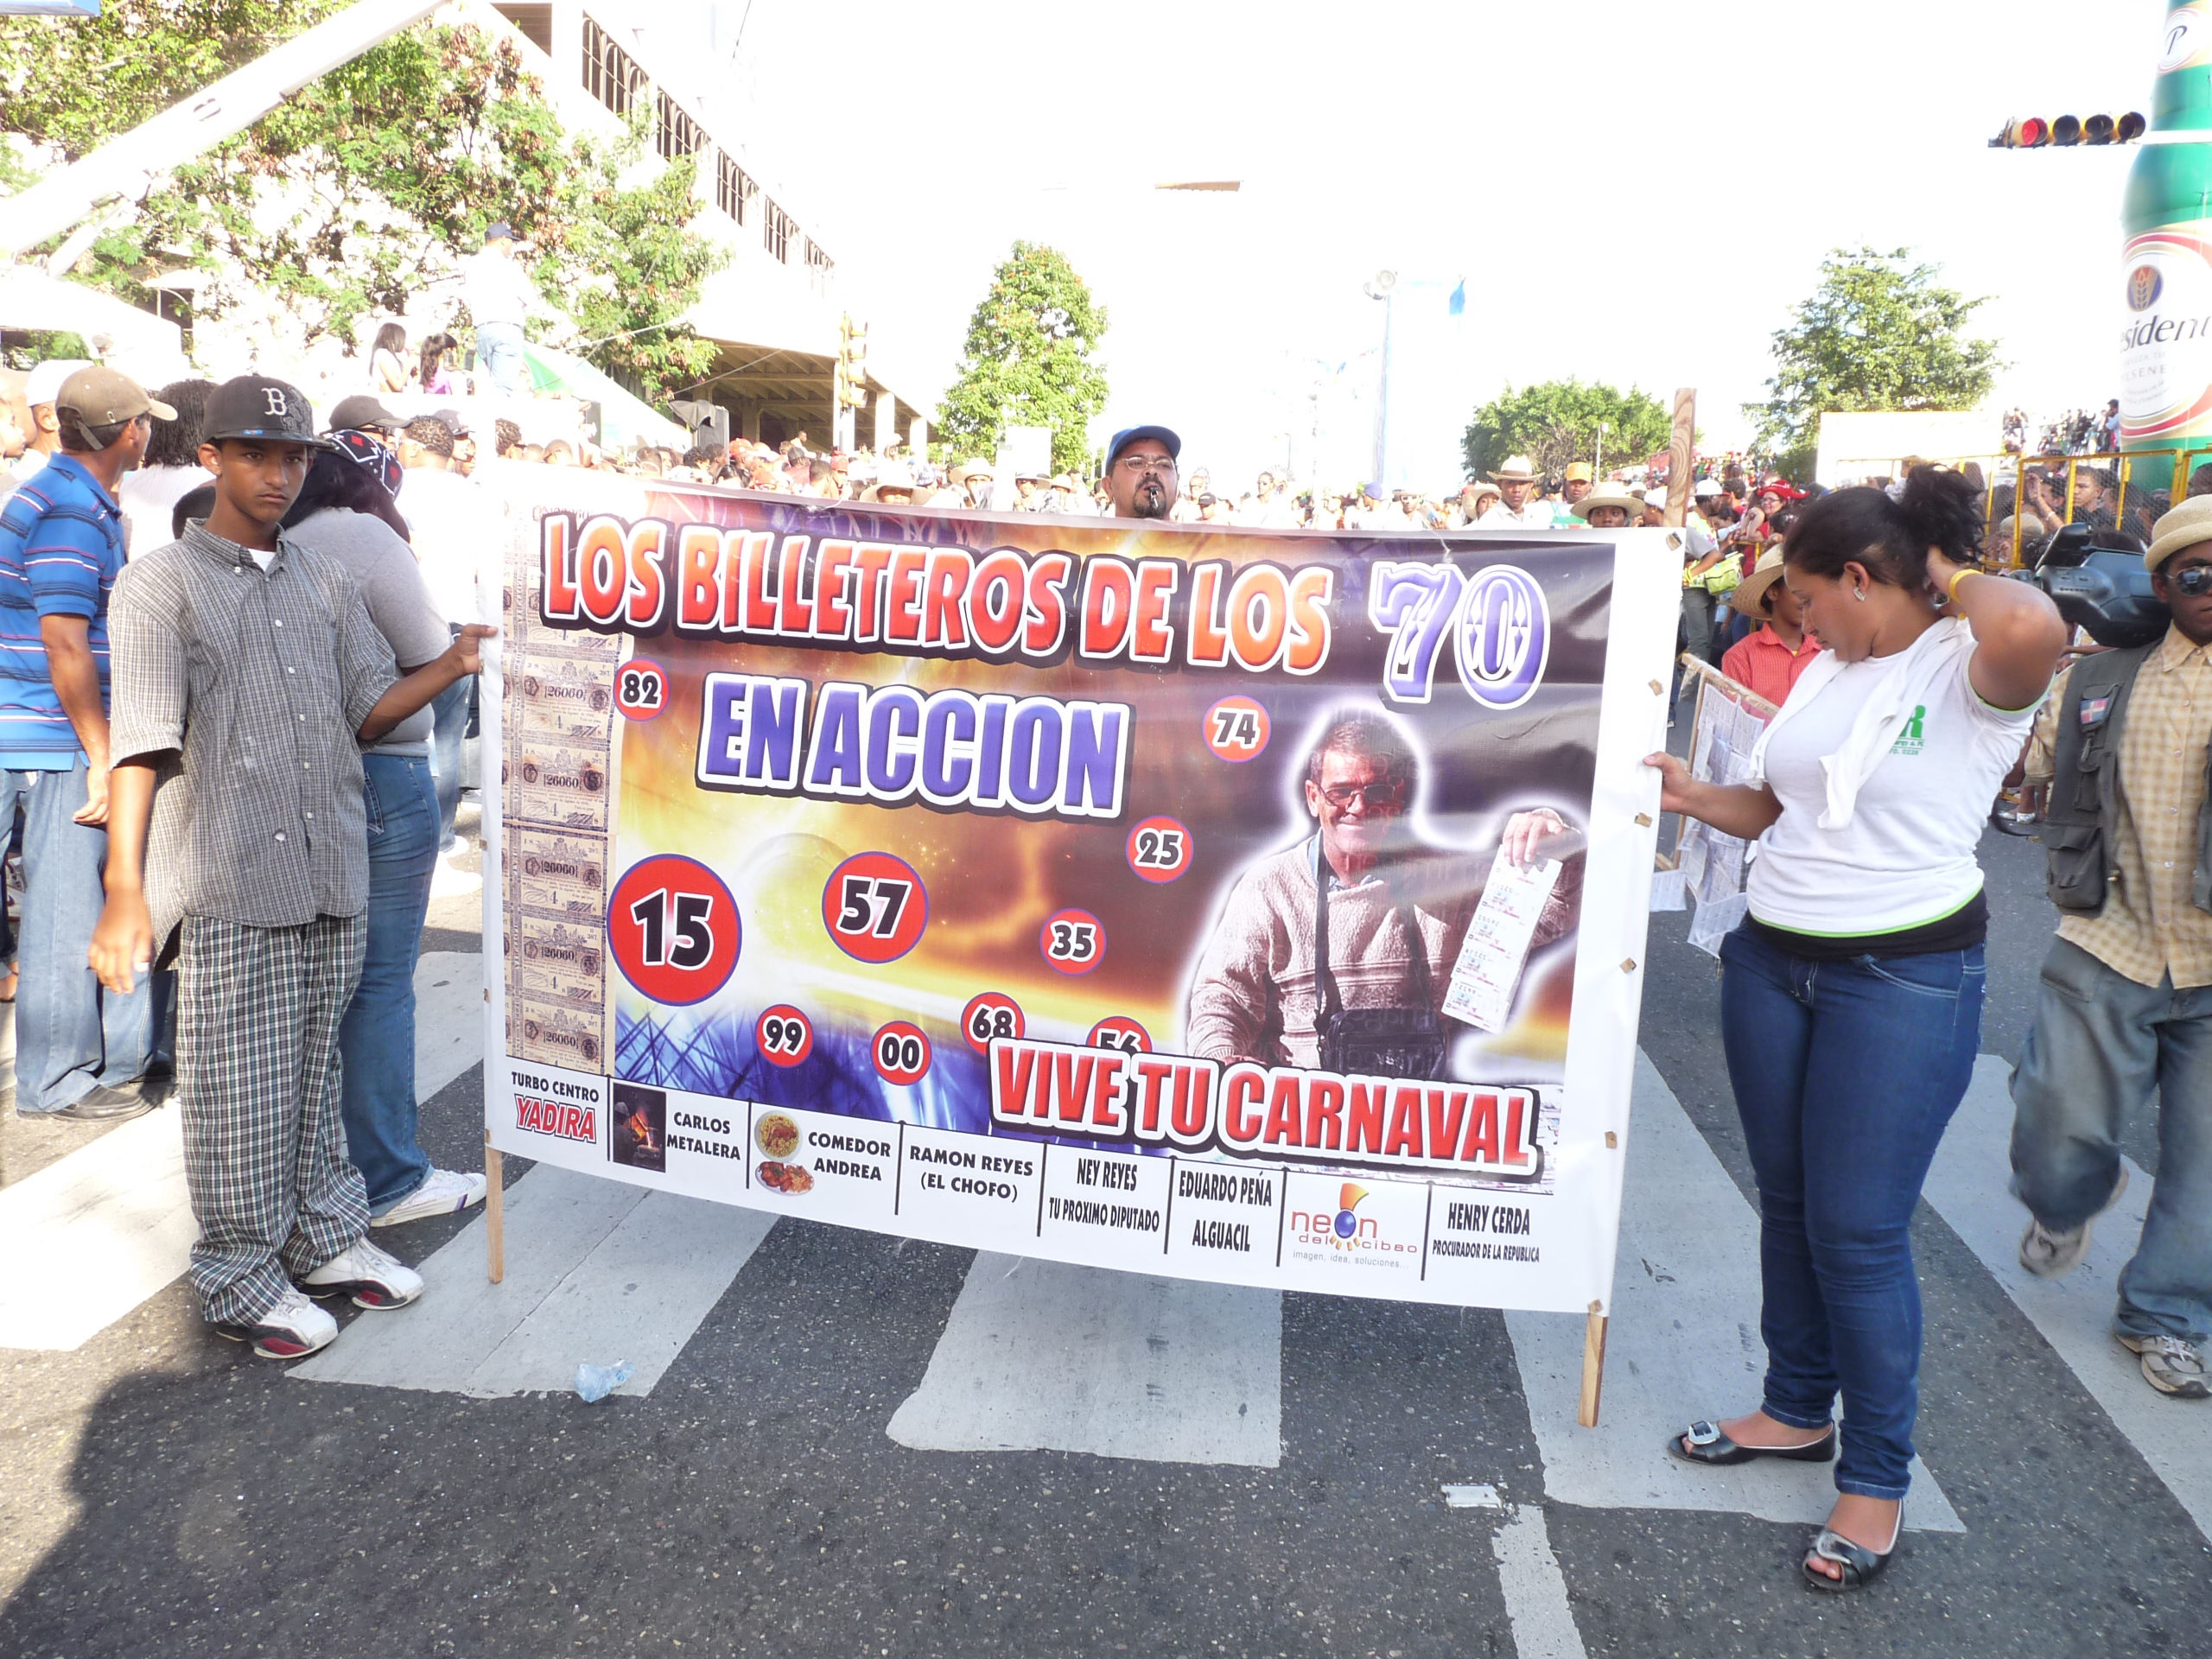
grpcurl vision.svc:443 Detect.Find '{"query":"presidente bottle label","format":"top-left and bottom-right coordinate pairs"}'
top-left (2120, 224), bottom-right (2212, 442)
top-left (2161, 3), bottom-right (2212, 74)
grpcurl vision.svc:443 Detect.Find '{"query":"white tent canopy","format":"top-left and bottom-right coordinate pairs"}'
top-left (0, 264), bottom-right (189, 389)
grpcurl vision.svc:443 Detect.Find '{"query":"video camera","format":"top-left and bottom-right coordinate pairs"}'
top-left (2014, 522), bottom-right (2170, 648)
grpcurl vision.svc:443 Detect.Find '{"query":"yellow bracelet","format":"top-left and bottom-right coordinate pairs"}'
top-left (1948, 566), bottom-right (1980, 602)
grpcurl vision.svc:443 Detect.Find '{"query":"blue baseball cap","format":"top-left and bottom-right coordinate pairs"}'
top-left (1104, 424), bottom-right (1181, 468)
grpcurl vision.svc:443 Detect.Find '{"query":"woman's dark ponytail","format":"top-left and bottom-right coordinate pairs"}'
top-left (1783, 465), bottom-right (1984, 590)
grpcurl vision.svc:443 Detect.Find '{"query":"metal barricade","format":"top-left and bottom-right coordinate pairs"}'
top-left (1823, 444), bottom-right (2212, 569)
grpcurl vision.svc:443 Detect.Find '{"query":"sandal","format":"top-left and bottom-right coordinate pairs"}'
top-left (1802, 1505), bottom-right (1904, 1592)
top-left (1667, 1418), bottom-right (1836, 1466)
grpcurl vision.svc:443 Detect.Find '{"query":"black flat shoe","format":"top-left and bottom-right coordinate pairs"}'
top-left (1668, 1418), bottom-right (1836, 1466)
top-left (1803, 1507), bottom-right (1904, 1592)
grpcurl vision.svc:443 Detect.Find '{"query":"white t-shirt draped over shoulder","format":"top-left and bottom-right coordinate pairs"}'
top-left (1745, 628), bottom-right (2043, 937)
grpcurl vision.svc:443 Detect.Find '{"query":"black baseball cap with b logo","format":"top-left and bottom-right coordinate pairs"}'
top-left (201, 375), bottom-right (336, 450)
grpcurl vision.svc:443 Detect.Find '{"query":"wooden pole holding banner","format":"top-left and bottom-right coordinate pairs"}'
top-left (485, 1130), bottom-right (505, 1284)
top-left (1662, 388), bottom-right (1697, 527)
top-left (1578, 1302), bottom-right (1609, 1427)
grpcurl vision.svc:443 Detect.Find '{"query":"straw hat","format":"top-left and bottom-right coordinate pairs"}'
top-left (865, 461), bottom-right (919, 502)
top-left (2146, 493), bottom-right (2212, 572)
top-left (1489, 454), bottom-right (1541, 483)
top-left (1731, 546), bottom-right (1789, 613)
top-left (949, 456), bottom-right (995, 487)
top-left (1569, 481), bottom-right (1645, 521)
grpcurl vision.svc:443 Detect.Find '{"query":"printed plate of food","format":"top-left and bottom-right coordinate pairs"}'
top-left (755, 1112), bottom-right (800, 1159)
top-left (757, 1160), bottom-right (814, 1194)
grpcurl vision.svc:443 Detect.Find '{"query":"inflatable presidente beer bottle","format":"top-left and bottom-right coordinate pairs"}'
top-left (2121, 0), bottom-right (2212, 489)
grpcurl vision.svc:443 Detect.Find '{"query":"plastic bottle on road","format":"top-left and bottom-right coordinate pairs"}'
top-left (573, 1360), bottom-right (633, 1402)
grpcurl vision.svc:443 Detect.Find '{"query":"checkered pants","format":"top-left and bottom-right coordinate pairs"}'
top-left (178, 912), bottom-right (370, 1325)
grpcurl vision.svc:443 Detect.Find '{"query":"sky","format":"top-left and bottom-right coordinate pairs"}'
top-left (656, 0), bottom-right (2171, 486)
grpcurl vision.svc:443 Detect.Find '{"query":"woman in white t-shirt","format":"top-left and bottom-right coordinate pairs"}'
top-left (1645, 468), bottom-right (2066, 1592)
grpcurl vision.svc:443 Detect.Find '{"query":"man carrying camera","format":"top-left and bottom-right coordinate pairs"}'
top-left (2012, 496), bottom-right (2212, 1401)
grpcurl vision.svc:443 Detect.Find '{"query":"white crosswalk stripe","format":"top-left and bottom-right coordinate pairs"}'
top-left (0, 951), bottom-right (486, 1352)
top-left (1923, 1055), bottom-right (2212, 1538)
top-left (886, 1253), bottom-right (1283, 1465)
top-left (1491, 1504), bottom-right (1589, 1659)
top-left (291, 1166), bottom-right (776, 1397)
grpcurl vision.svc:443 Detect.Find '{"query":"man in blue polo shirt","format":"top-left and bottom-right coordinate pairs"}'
top-left (0, 365), bottom-right (170, 1121)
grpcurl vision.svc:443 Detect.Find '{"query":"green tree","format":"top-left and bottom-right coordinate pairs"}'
top-left (936, 242), bottom-right (1109, 474)
top-left (1750, 245), bottom-right (2002, 480)
top-left (0, 3), bottom-right (724, 404)
top-left (1462, 378), bottom-right (1672, 483)
top-left (0, 0), bottom-right (341, 160)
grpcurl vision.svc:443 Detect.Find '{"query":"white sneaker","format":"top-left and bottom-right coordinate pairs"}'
top-left (215, 1287), bottom-right (339, 1360)
top-left (2019, 1166), bottom-right (2129, 1279)
top-left (2117, 1332), bottom-right (2212, 1400)
top-left (299, 1238), bottom-right (423, 1309)
top-left (371, 1166), bottom-right (489, 1229)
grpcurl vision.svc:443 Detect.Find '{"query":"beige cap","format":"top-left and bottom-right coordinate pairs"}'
top-left (54, 365), bottom-right (175, 428)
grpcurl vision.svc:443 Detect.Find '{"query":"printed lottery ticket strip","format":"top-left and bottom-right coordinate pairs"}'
top-left (502, 531), bottom-right (622, 1072)
top-left (1677, 673), bottom-right (1771, 957)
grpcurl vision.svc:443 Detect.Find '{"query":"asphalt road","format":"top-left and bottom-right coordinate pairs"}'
top-left (1, 819), bottom-right (2205, 1659)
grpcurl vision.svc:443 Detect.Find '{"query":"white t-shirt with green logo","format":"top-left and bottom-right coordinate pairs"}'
top-left (1746, 635), bottom-right (2041, 936)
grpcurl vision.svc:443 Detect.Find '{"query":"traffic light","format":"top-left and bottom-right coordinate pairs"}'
top-left (1991, 111), bottom-right (2147, 147)
top-left (835, 314), bottom-right (868, 410)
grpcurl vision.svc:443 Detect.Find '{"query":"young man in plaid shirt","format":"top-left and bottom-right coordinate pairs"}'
top-left (89, 376), bottom-right (494, 1359)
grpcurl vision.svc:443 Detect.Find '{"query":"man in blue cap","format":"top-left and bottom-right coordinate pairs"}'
top-left (1102, 424), bottom-right (1180, 519)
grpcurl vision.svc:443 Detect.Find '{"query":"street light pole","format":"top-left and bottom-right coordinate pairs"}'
top-left (1363, 270), bottom-right (1396, 488)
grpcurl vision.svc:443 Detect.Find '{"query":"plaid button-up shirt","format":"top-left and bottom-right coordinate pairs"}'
top-left (2026, 625), bottom-right (2212, 989)
top-left (108, 521), bottom-right (397, 950)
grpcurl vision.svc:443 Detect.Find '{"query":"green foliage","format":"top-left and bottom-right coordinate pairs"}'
top-left (543, 131), bottom-right (722, 401)
top-left (1462, 379), bottom-right (1672, 483)
top-left (936, 242), bottom-right (1109, 474)
top-left (1750, 246), bottom-right (2003, 471)
top-left (0, 3), bottom-right (725, 404)
top-left (0, 0), bottom-right (343, 162)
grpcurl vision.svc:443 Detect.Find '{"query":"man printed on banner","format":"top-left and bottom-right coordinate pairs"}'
top-left (1184, 709), bottom-right (1585, 1079)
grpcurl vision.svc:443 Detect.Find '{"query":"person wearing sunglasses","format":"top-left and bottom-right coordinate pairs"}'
top-left (1101, 424), bottom-right (1181, 519)
top-left (1184, 709), bottom-right (1581, 1077)
top-left (2011, 494), bottom-right (2212, 1406)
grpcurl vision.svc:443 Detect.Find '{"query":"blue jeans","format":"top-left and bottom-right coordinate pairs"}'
top-left (336, 754), bottom-right (439, 1212)
top-left (476, 321), bottom-right (527, 397)
top-left (429, 677), bottom-right (471, 852)
top-left (2010, 937), bottom-right (2212, 1344)
top-left (1719, 925), bottom-right (1986, 1501)
top-left (2, 759), bottom-right (152, 1112)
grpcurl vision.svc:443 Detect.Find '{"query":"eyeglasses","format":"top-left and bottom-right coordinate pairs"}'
top-left (1117, 453), bottom-right (1175, 474)
top-left (1318, 780), bottom-right (1403, 810)
top-left (2172, 564), bottom-right (2212, 596)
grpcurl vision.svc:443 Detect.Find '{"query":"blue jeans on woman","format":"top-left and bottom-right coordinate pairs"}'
top-left (337, 754), bottom-right (439, 1213)
top-left (1718, 924), bottom-right (1986, 1501)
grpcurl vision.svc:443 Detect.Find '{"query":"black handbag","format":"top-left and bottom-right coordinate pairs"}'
top-left (1311, 841), bottom-right (1449, 1081)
